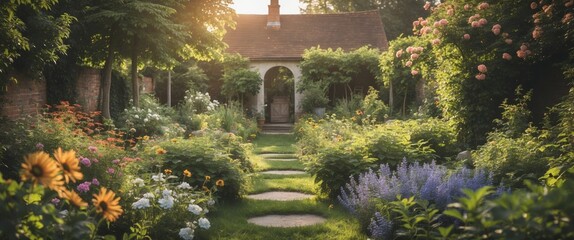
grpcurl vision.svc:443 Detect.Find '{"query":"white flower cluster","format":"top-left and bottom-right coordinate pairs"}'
top-left (182, 91), bottom-right (220, 114)
top-left (127, 172), bottom-right (214, 240)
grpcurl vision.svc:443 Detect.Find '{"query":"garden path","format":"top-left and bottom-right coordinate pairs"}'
top-left (200, 134), bottom-right (367, 239)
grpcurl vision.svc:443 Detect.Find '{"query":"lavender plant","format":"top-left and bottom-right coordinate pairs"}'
top-left (338, 159), bottom-right (496, 238)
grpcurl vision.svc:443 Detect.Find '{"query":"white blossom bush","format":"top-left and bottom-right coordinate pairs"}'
top-left (123, 169), bottom-right (215, 239)
top-left (120, 94), bottom-right (175, 137)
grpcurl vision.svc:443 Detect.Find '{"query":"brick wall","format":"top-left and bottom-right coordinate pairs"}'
top-left (141, 76), bottom-right (154, 94)
top-left (0, 75), bottom-right (47, 120)
top-left (75, 68), bottom-right (101, 112)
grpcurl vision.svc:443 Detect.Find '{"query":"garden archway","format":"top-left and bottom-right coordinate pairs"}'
top-left (263, 66), bottom-right (295, 123)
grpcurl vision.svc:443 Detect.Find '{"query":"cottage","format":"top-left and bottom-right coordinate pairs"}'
top-left (223, 0), bottom-right (388, 123)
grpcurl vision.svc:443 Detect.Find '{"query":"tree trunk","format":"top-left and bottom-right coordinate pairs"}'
top-left (102, 41), bottom-right (115, 119)
top-left (131, 38), bottom-right (140, 108)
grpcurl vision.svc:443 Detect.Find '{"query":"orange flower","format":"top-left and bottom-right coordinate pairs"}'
top-left (216, 179), bottom-right (225, 187)
top-left (155, 148), bottom-right (167, 155)
top-left (54, 148), bottom-right (83, 183)
top-left (20, 151), bottom-right (64, 192)
top-left (60, 188), bottom-right (88, 208)
top-left (183, 169), bottom-right (192, 177)
top-left (164, 169), bottom-right (172, 175)
top-left (92, 187), bottom-right (123, 222)
top-left (205, 176), bottom-right (211, 181)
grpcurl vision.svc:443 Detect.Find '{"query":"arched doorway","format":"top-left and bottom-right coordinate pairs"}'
top-left (264, 66), bottom-right (295, 123)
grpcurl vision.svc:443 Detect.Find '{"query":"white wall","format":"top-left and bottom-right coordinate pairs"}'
top-left (249, 61), bottom-right (303, 118)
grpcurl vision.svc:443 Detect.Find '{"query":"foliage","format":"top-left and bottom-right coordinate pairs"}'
top-left (221, 54), bottom-right (262, 103)
top-left (121, 167), bottom-right (215, 240)
top-left (300, 0), bottom-right (432, 40)
top-left (300, 81), bottom-right (330, 112)
top-left (154, 135), bottom-right (249, 201)
top-left (338, 160), bottom-right (495, 237)
top-left (0, 148), bottom-right (123, 239)
top-left (176, 91), bottom-right (219, 135)
top-left (151, 62), bottom-right (210, 106)
top-left (298, 46), bottom-right (381, 102)
top-left (119, 94), bottom-right (179, 138)
top-left (207, 102), bottom-right (259, 140)
top-left (0, 0), bottom-right (74, 90)
top-left (332, 87), bottom-right (388, 122)
top-left (296, 116), bottom-right (454, 198)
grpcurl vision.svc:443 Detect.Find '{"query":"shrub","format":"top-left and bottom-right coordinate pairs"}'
top-left (119, 94), bottom-right (176, 137)
top-left (338, 160), bottom-right (495, 238)
top-left (154, 136), bottom-right (248, 201)
top-left (208, 102), bottom-right (258, 139)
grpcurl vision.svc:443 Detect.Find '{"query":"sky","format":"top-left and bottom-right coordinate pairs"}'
top-left (231, 0), bottom-right (303, 14)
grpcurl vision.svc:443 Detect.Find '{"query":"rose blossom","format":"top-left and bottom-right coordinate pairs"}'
top-left (477, 64), bottom-right (487, 73)
top-left (502, 53), bottom-right (512, 60)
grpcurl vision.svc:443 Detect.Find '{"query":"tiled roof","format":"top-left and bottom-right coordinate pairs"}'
top-left (223, 10), bottom-right (388, 61)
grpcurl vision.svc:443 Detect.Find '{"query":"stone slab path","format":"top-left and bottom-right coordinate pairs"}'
top-left (260, 170), bottom-right (307, 175)
top-left (246, 191), bottom-right (314, 201)
top-left (247, 214), bottom-right (327, 227)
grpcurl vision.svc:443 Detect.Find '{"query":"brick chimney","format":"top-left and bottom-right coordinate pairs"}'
top-left (267, 0), bottom-right (280, 30)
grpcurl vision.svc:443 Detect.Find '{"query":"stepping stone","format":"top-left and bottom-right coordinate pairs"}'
top-left (260, 153), bottom-right (297, 159)
top-left (265, 158), bottom-right (298, 162)
top-left (247, 214), bottom-right (326, 228)
top-left (246, 191), bottom-right (314, 201)
top-left (260, 170), bottom-right (306, 175)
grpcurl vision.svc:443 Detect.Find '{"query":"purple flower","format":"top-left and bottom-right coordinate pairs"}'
top-left (107, 168), bottom-right (115, 174)
top-left (91, 178), bottom-right (100, 186)
top-left (88, 146), bottom-right (98, 153)
top-left (36, 143), bottom-right (44, 150)
top-left (80, 157), bottom-right (91, 167)
top-left (92, 158), bottom-right (99, 163)
top-left (112, 159), bottom-right (120, 164)
top-left (77, 182), bottom-right (91, 193)
top-left (51, 198), bottom-right (60, 205)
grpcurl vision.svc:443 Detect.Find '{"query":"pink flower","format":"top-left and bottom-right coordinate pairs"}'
top-left (36, 143), bottom-right (44, 150)
top-left (471, 21), bottom-right (480, 28)
top-left (51, 198), bottom-right (60, 205)
top-left (478, 2), bottom-right (490, 10)
top-left (416, 47), bottom-right (424, 53)
top-left (92, 178), bottom-right (100, 186)
top-left (478, 18), bottom-right (488, 26)
top-left (432, 38), bottom-right (441, 45)
top-left (420, 26), bottom-right (431, 35)
top-left (112, 159), bottom-right (120, 165)
top-left (530, 2), bottom-right (538, 9)
top-left (410, 53), bottom-right (420, 60)
top-left (396, 49), bottom-right (403, 58)
top-left (520, 44), bottom-right (528, 51)
top-left (532, 26), bottom-right (543, 39)
top-left (563, 13), bottom-right (574, 23)
top-left (439, 19), bottom-right (448, 26)
top-left (406, 46), bottom-right (414, 54)
top-left (80, 157), bottom-right (91, 167)
top-left (421, 20), bottom-right (428, 26)
top-left (107, 168), bottom-right (115, 174)
top-left (447, 9), bottom-right (454, 16)
top-left (517, 50), bottom-right (527, 59)
top-left (464, 4), bottom-right (471, 10)
top-left (475, 73), bottom-right (486, 80)
top-left (505, 38), bottom-right (513, 44)
top-left (88, 146), bottom-right (98, 153)
top-left (424, 1), bottom-right (431, 10)
top-left (92, 158), bottom-right (99, 163)
top-left (477, 64), bottom-right (487, 73)
top-left (463, 34), bottom-right (471, 40)
top-left (502, 32), bottom-right (509, 38)
top-left (411, 70), bottom-right (420, 76)
top-left (492, 28), bottom-right (501, 35)
top-left (413, 21), bottom-right (420, 27)
top-left (405, 61), bottom-right (413, 67)
top-left (434, 21), bottom-right (441, 28)
top-left (433, 29), bottom-right (440, 35)
top-left (502, 53), bottom-right (512, 60)
top-left (77, 181), bottom-right (91, 193)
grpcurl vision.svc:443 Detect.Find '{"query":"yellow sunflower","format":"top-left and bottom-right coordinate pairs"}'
top-left (20, 151), bottom-right (64, 191)
top-left (216, 179), bottom-right (225, 187)
top-left (54, 148), bottom-right (83, 183)
top-left (93, 187), bottom-right (123, 222)
top-left (155, 147), bottom-right (167, 155)
top-left (60, 188), bottom-right (88, 208)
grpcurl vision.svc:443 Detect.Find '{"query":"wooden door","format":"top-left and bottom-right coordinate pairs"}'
top-left (270, 96), bottom-right (290, 123)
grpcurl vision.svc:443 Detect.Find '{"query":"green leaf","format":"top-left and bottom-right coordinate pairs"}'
top-left (443, 209), bottom-right (463, 220)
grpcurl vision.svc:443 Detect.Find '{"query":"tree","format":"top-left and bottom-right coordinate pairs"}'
top-left (221, 54), bottom-right (262, 104)
top-left (300, 0), bottom-right (432, 40)
top-left (81, 0), bottom-right (234, 118)
top-left (0, 0), bottom-right (73, 91)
